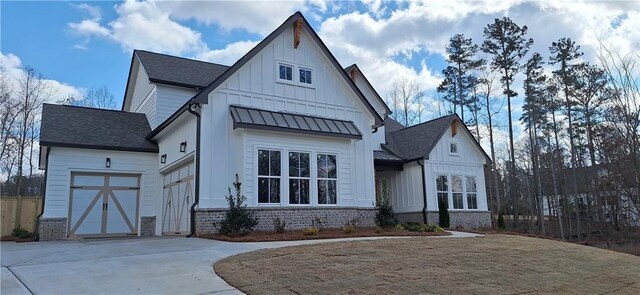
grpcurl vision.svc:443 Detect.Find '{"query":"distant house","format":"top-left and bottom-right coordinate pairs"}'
top-left (37, 12), bottom-right (490, 240)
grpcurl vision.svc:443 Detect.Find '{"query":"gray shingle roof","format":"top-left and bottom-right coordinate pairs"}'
top-left (384, 114), bottom-right (458, 161)
top-left (230, 105), bottom-right (362, 140)
top-left (40, 104), bottom-right (159, 153)
top-left (135, 50), bottom-right (229, 88)
top-left (374, 150), bottom-right (403, 161)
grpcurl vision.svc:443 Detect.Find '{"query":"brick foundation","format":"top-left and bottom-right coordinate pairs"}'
top-left (195, 207), bottom-right (376, 234)
top-left (397, 211), bottom-right (491, 229)
top-left (38, 217), bottom-right (67, 241)
top-left (140, 216), bottom-right (156, 236)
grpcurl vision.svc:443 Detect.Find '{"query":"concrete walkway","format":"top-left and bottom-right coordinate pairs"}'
top-left (1, 231), bottom-right (481, 295)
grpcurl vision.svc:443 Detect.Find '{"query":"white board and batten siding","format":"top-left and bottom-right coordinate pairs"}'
top-left (379, 161), bottom-right (425, 213)
top-left (425, 127), bottom-right (488, 211)
top-left (156, 112), bottom-right (196, 171)
top-left (198, 25), bottom-right (376, 208)
top-left (43, 147), bottom-right (160, 234)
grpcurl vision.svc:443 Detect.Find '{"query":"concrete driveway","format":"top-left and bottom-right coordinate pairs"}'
top-left (1, 231), bottom-right (480, 294)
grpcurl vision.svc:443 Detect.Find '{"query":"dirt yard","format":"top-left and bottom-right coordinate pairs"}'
top-left (215, 234), bottom-right (640, 294)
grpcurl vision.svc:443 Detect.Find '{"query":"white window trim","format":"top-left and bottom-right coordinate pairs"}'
top-left (275, 60), bottom-right (316, 89)
top-left (449, 141), bottom-right (459, 156)
top-left (435, 172), bottom-right (482, 211)
top-left (256, 148), bottom-right (283, 206)
top-left (288, 150), bottom-right (311, 206)
top-left (276, 62), bottom-right (294, 85)
top-left (316, 152), bottom-right (338, 206)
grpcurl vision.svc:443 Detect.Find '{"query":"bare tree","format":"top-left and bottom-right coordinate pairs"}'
top-left (59, 86), bottom-right (117, 110)
top-left (388, 79), bottom-right (425, 126)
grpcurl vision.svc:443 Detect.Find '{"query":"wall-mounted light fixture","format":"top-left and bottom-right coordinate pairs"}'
top-left (160, 154), bottom-right (167, 164)
top-left (179, 141), bottom-right (187, 153)
top-left (105, 158), bottom-right (111, 168)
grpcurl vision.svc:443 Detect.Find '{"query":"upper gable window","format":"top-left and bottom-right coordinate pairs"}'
top-left (278, 63), bottom-right (293, 82)
top-left (449, 142), bottom-right (459, 155)
top-left (299, 68), bottom-right (313, 85)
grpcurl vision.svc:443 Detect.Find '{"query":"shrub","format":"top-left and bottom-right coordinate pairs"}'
top-left (374, 227), bottom-right (384, 234)
top-left (342, 225), bottom-right (355, 234)
top-left (374, 183), bottom-right (398, 228)
top-left (394, 224), bottom-right (405, 230)
top-left (402, 223), bottom-right (444, 232)
top-left (302, 227), bottom-right (319, 236)
top-left (497, 213), bottom-right (506, 230)
top-left (272, 216), bottom-right (286, 233)
top-left (217, 174), bottom-right (258, 235)
top-left (438, 198), bottom-right (450, 228)
top-left (12, 227), bottom-right (30, 238)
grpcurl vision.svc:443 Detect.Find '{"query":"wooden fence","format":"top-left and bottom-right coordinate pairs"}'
top-left (1, 196), bottom-right (43, 236)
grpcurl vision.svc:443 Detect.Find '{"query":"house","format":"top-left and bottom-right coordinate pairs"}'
top-left (36, 12), bottom-right (490, 240)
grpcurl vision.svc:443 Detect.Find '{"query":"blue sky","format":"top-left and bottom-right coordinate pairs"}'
top-left (2, 0), bottom-right (638, 153)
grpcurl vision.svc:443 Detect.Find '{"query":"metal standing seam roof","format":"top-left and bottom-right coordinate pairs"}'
top-left (229, 105), bottom-right (362, 140)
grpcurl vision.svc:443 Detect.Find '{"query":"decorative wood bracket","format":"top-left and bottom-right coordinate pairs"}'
top-left (294, 18), bottom-right (302, 49)
top-left (350, 68), bottom-right (358, 81)
top-left (451, 119), bottom-right (458, 137)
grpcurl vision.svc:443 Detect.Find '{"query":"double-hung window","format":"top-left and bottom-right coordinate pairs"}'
top-left (289, 152), bottom-right (310, 204)
top-left (317, 154), bottom-right (337, 204)
top-left (452, 175), bottom-right (464, 209)
top-left (466, 176), bottom-right (478, 209)
top-left (436, 175), bottom-right (448, 209)
top-left (258, 149), bottom-right (281, 204)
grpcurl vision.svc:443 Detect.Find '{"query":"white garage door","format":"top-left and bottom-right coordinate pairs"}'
top-left (162, 162), bottom-right (194, 235)
top-left (68, 173), bottom-right (140, 237)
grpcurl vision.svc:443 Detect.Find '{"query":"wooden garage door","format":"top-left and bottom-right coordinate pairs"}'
top-left (162, 162), bottom-right (194, 235)
top-left (68, 173), bottom-right (140, 237)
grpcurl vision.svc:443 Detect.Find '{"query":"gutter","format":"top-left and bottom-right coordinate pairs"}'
top-left (186, 102), bottom-right (201, 237)
top-left (34, 146), bottom-right (50, 241)
top-left (417, 159), bottom-right (428, 224)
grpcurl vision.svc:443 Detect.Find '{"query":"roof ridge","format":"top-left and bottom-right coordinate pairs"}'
top-left (43, 103), bottom-right (142, 115)
top-left (390, 114), bottom-right (456, 134)
top-left (135, 49), bottom-right (230, 68)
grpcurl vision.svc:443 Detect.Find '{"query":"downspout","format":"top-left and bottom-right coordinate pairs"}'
top-left (186, 102), bottom-right (201, 237)
top-left (34, 147), bottom-right (50, 241)
top-left (417, 159), bottom-right (428, 224)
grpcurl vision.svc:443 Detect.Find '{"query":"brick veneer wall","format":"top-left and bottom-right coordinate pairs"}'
top-left (38, 217), bottom-right (67, 241)
top-left (397, 211), bottom-right (491, 229)
top-left (195, 207), bottom-right (377, 235)
top-left (140, 216), bottom-right (156, 236)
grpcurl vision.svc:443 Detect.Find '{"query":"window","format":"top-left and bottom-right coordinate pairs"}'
top-left (452, 175), bottom-right (464, 209)
top-left (317, 154), bottom-right (337, 204)
top-left (466, 176), bottom-right (478, 209)
top-left (450, 142), bottom-right (458, 154)
top-left (289, 152), bottom-right (310, 204)
top-left (436, 175), bottom-right (448, 209)
top-left (278, 64), bottom-right (293, 81)
top-left (258, 149), bottom-right (281, 204)
top-left (299, 68), bottom-right (312, 85)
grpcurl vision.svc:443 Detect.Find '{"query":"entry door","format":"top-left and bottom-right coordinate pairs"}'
top-left (68, 173), bottom-right (140, 237)
top-left (162, 162), bottom-right (194, 235)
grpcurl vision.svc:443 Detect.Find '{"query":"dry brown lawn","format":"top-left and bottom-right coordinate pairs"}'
top-left (215, 234), bottom-right (640, 294)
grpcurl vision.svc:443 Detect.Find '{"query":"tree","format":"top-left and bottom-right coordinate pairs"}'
top-left (59, 86), bottom-right (117, 110)
top-left (388, 79), bottom-right (424, 126)
top-left (438, 34), bottom-right (484, 123)
top-left (549, 38), bottom-right (584, 240)
top-left (521, 52), bottom-right (548, 234)
top-left (482, 17), bottom-right (533, 227)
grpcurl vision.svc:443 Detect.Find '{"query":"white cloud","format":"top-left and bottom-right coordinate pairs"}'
top-left (1, 52), bottom-right (84, 103)
top-left (156, 0), bottom-right (306, 36)
top-left (196, 40), bottom-right (259, 65)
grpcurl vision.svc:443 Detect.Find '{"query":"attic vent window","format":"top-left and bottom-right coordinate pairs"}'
top-left (449, 142), bottom-right (459, 155)
top-left (278, 63), bottom-right (293, 81)
top-left (299, 68), bottom-right (312, 85)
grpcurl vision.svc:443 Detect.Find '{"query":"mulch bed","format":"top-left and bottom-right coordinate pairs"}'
top-left (200, 227), bottom-right (450, 242)
top-left (0, 235), bottom-right (36, 242)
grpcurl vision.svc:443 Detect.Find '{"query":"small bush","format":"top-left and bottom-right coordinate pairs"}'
top-left (12, 227), bottom-right (31, 238)
top-left (303, 227), bottom-right (319, 236)
top-left (403, 223), bottom-right (444, 232)
top-left (272, 216), bottom-right (286, 233)
top-left (342, 225), bottom-right (355, 234)
top-left (217, 174), bottom-right (259, 235)
top-left (394, 224), bottom-right (405, 230)
top-left (497, 213), bottom-right (506, 230)
top-left (374, 227), bottom-right (384, 234)
top-left (374, 183), bottom-right (398, 228)
top-left (438, 198), bottom-right (450, 228)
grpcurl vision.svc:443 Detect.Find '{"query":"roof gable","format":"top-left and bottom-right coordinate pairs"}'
top-left (344, 64), bottom-right (392, 117)
top-left (40, 104), bottom-right (158, 153)
top-left (192, 11), bottom-right (383, 127)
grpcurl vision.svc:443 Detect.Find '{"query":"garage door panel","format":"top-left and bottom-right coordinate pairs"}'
top-left (162, 162), bottom-right (194, 234)
top-left (107, 190), bottom-right (138, 234)
top-left (73, 175), bottom-right (105, 186)
top-left (70, 190), bottom-right (103, 235)
top-left (109, 176), bottom-right (139, 188)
